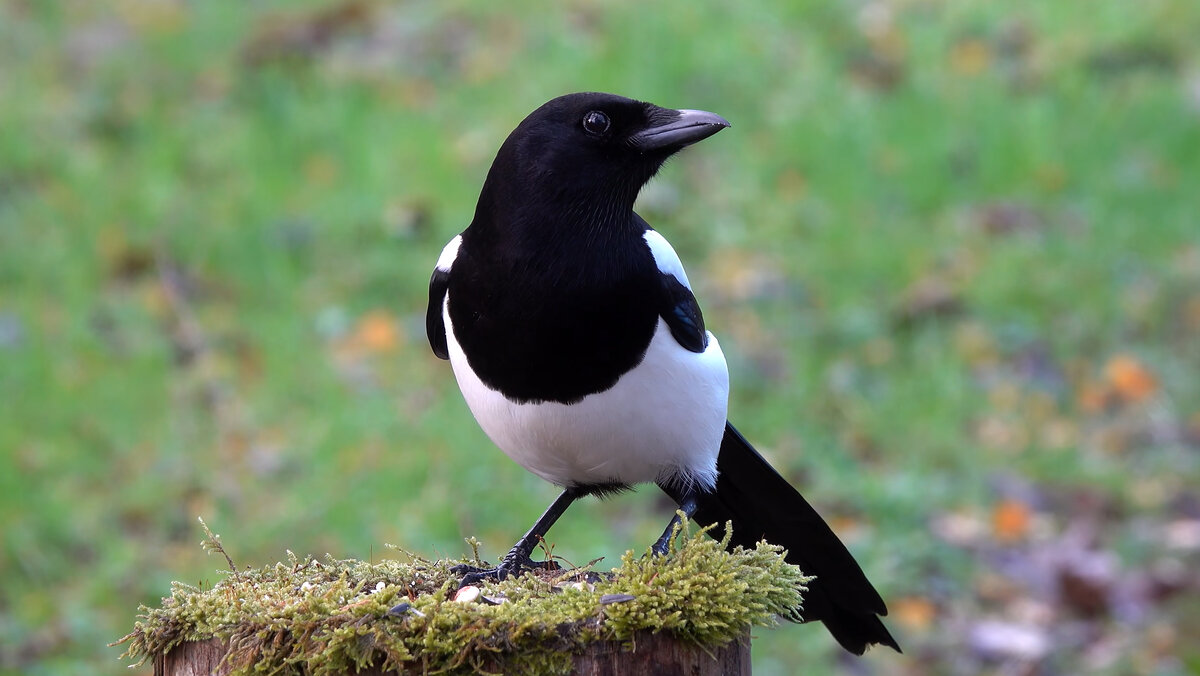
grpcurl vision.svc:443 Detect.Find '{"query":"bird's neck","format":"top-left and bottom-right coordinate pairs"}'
top-left (470, 177), bottom-right (643, 260)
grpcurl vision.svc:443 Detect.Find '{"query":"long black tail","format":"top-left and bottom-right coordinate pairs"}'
top-left (660, 422), bottom-right (900, 655)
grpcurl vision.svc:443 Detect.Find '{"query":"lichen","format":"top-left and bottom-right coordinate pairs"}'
top-left (114, 518), bottom-right (810, 676)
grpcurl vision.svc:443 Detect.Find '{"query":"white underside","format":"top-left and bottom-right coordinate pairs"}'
top-left (444, 305), bottom-right (730, 490)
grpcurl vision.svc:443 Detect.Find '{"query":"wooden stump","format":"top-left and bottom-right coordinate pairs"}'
top-left (154, 629), bottom-right (751, 676)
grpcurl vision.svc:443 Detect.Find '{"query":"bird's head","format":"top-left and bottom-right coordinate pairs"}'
top-left (478, 92), bottom-right (730, 222)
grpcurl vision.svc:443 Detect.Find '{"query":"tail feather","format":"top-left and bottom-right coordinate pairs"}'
top-left (661, 422), bottom-right (900, 655)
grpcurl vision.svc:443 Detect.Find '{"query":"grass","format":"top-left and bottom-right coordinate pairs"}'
top-left (1, 1), bottom-right (1198, 675)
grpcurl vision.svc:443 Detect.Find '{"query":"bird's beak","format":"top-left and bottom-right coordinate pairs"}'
top-left (631, 108), bottom-right (730, 151)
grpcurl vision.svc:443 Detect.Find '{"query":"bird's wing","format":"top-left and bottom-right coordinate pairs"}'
top-left (659, 274), bottom-right (708, 353)
top-left (427, 235), bottom-right (462, 361)
top-left (641, 225), bottom-right (708, 354)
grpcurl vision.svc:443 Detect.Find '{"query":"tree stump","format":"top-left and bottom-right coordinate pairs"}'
top-left (154, 629), bottom-right (751, 676)
top-left (117, 523), bottom-right (804, 675)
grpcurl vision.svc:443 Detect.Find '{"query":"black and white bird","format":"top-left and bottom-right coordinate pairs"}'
top-left (426, 92), bottom-right (899, 655)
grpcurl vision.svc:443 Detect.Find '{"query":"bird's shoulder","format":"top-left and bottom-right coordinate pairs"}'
top-left (637, 216), bottom-right (708, 354)
top-left (425, 234), bottom-right (462, 360)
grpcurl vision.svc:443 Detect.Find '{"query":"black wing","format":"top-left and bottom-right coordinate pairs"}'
top-left (658, 273), bottom-right (708, 354)
top-left (638, 217), bottom-right (708, 355)
top-left (427, 267), bottom-right (450, 360)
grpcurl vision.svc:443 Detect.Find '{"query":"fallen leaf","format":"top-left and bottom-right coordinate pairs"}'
top-left (977, 201), bottom-right (1041, 236)
top-left (1104, 355), bottom-right (1157, 403)
top-left (895, 273), bottom-right (963, 325)
top-left (1181, 294), bottom-right (1200, 333)
top-left (976, 415), bottom-right (1029, 453)
top-left (969, 620), bottom-right (1050, 661)
top-left (1056, 548), bottom-right (1116, 618)
top-left (848, 32), bottom-right (906, 91)
top-left (1164, 519), bottom-right (1200, 551)
top-left (892, 596), bottom-right (937, 630)
top-left (953, 320), bottom-right (998, 366)
top-left (243, 0), bottom-right (375, 65)
top-left (931, 510), bottom-right (987, 546)
top-left (951, 37), bottom-right (991, 76)
top-left (992, 499), bottom-right (1033, 542)
top-left (354, 310), bottom-right (401, 354)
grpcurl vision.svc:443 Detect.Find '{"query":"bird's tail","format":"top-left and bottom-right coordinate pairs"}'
top-left (661, 422), bottom-right (900, 655)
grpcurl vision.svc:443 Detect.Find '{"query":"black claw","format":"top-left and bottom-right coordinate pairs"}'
top-left (450, 489), bottom-right (583, 588)
top-left (453, 556), bottom-right (565, 587)
top-left (449, 563), bottom-right (491, 577)
top-left (458, 569), bottom-right (500, 587)
top-left (464, 566), bottom-right (511, 586)
top-left (455, 557), bottom-right (527, 587)
top-left (650, 529), bottom-right (674, 557)
top-left (650, 519), bottom-right (683, 557)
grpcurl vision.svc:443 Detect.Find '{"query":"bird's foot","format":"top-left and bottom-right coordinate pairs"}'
top-left (451, 556), bottom-right (560, 587)
top-left (649, 533), bottom-right (673, 558)
top-left (649, 511), bottom-right (690, 557)
top-left (448, 562), bottom-right (492, 578)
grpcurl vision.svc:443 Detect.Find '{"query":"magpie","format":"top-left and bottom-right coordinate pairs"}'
top-left (426, 92), bottom-right (899, 655)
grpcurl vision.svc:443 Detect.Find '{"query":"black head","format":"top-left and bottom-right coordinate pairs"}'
top-left (476, 92), bottom-right (730, 224)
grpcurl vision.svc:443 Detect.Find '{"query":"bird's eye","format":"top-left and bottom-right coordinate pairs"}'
top-left (582, 110), bottom-right (610, 135)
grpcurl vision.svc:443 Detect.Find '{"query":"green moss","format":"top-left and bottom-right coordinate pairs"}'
top-left (115, 519), bottom-right (809, 675)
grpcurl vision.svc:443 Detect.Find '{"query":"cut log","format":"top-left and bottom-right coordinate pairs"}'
top-left (154, 629), bottom-right (751, 676)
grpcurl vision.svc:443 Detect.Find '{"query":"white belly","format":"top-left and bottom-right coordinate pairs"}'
top-left (444, 302), bottom-right (729, 491)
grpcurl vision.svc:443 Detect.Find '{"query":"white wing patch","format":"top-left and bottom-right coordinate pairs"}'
top-left (642, 230), bottom-right (692, 289)
top-left (436, 235), bottom-right (463, 272)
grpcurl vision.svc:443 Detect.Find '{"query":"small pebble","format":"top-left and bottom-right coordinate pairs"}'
top-left (453, 585), bottom-right (481, 603)
top-left (386, 602), bottom-right (425, 618)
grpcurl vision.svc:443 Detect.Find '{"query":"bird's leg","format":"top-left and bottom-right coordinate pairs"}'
top-left (454, 487), bottom-right (581, 586)
top-left (651, 489), bottom-right (700, 556)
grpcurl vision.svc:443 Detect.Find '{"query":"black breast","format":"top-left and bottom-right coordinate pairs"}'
top-left (446, 231), bottom-right (660, 405)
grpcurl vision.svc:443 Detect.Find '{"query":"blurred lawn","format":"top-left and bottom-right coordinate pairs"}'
top-left (2, 1), bottom-right (1199, 674)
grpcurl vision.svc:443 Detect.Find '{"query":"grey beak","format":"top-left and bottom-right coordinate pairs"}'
top-left (631, 108), bottom-right (731, 151)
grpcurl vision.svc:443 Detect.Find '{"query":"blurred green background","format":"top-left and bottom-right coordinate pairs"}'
top-left (2, 1), bottom-right (1199, 674)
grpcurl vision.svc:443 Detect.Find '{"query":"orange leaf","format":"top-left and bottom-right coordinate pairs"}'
top-left (829, 515), bottom-right (863, 540)
top-left (992, 499), bottom-right (1032, 542)
top-left (354, 311), bottom-right (400, 354)
top-left (1104, 355), bottom-right (1157, 403)
top-left (893, 596), bottom-right (937, 630)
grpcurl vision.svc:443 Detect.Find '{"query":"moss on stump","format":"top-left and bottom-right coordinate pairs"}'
top-left (115, 520), bottom-right (809, 676)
